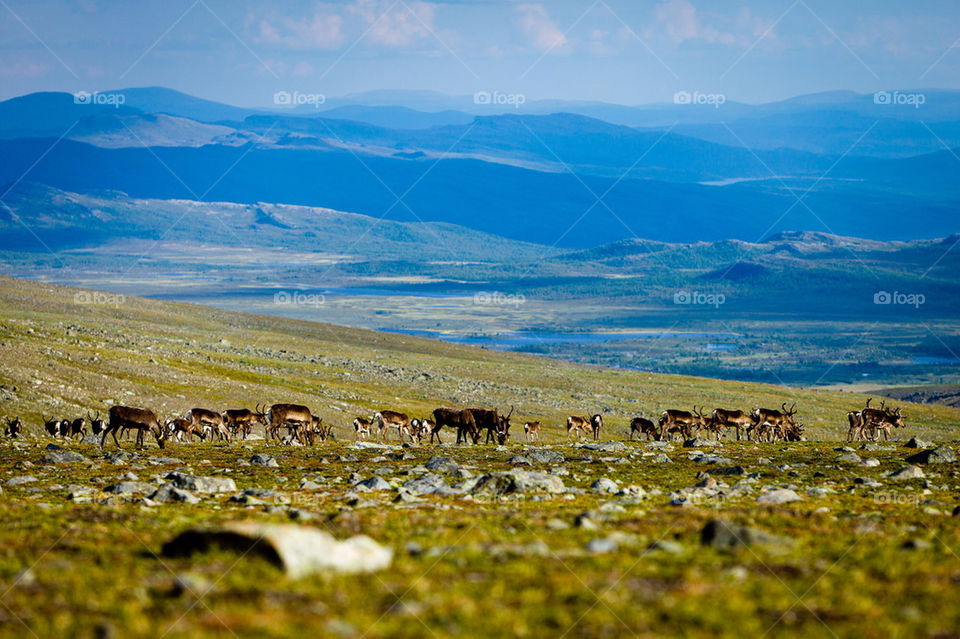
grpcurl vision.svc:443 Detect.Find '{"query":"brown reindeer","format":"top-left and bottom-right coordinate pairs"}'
top-left (266, 404), bottom-right (313, 442)
top-left (658, 407), bottom-right (708, 441)
top-left (101, 405), bottom-right (165, 450)
top-left (374, 410), bottom-right (413, 443)
top-left (861, 400), bottom-right (904, 441)
top-left (629, 416), bottom-right (658, 441)
top-left (4, 417), bottom-right (22, 438)
top-left (222, 406), bottom-right (267, 440)
top-left (711, 408), bottom-right (754, 441)
top-left (186, 408), bottom-right (229, 443)
top-left (43, 416), bottom-right (69, 439)
top-left (566, 415), bottom-right (590, 440)
top-left (164, 417), bottom-right (205, 442)
top-left (751, 403), bottom-right (798, 442)
top-left (846, 411), bottom-right (864, 442)
top-left (353, 417), bottom-right (372, 441)
top-left (523, 421), bottom-right (541, 441)
top-left (432, 408), bottom-right (478, 445)
top-left (589, 414), bottom-right (603, 441)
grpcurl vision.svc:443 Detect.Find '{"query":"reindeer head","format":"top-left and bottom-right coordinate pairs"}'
top-left (254, 403), bottom-right (269, 426)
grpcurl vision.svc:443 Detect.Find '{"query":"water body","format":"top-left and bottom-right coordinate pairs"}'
top-left (386, 329), bottom-right (738, 349)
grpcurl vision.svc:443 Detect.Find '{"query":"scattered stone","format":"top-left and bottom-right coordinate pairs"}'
top-left (651, 453), bottom-right (672, 464)
top-left (756, 489), bottom-right (802, 505)
top-left (402, 473), bottom-right (450, 496)
top-left (684, 437), bottom-right (717, 448)
top-left (250, 454), bottom-right (279, 467)
top-left (648, 539), bottom-right (685, 554)
top-left (43, 451), bottom-right (88, 464)
top-left (837, 453), bottom-right (861, 464)
top-left (104, 481), bottom-right (155, 495)
top-left (526, 449), bottom-right (565, 464)
top-left (470, 471), bottom-right (565, 495)
top-left (425, 456), bottom-right (458, 472)
top-left (165, 472), bottom-right (236, 494)
top-left (714, 465), bottom-right (746, 476)
top-left (901, 538), bottom-right (933, 551)
top-left (299, 479), bottom-right (323, 491)
top-left (860, 458), bottom-right (880, 468)
top-left (906, 447), bottom-right (956, 465)
top-left (149, 483), bottom-right (200, 504)
top-left (355, 476), bottom-right (391, 492)
top-left (701, 519), bottom-right (789, 549)
top-left (162, 522), bottom-right (393, 578)
top-left (586, 536), bottom-right (619, 553)
top-left (5, 475), bottom-right (38, 486)
top-left (590, 478), bottom-right (619, 494)
top-left (888, 466), bottom-right (925, 481)
top-left (508, 455), bottom-right (531, 465)
top-left (580, 441), bottom-right (628, 453)
top-left (574, 512), bottom-right (599, 529)
top-left (905, 437), bottom-right (932, 449)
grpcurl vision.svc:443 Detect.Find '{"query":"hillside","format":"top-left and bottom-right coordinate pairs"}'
top-left (1, 276), bottom-right (957, 441)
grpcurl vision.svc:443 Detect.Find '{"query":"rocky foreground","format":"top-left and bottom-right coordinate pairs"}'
top-left (0, 435), bottom-right (958, 638)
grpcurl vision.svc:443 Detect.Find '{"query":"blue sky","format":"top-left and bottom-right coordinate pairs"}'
top-left (1, 0), bottom-right (958, 105)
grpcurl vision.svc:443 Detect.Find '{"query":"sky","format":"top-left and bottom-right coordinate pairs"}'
top-left (1, 0), bottom-right (959, 106)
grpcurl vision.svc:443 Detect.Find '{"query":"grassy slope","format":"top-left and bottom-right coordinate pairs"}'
top-left (2, 276), bottom-right (960, 638)
top-left (1, 275), bottom-right (958, 440)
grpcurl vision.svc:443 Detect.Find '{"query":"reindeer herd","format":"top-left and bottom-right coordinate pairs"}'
top-left (1, 398), bottom-right (908, 449)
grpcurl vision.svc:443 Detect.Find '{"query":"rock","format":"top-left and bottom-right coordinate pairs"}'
top-left (164, 472), bottom-right (236, 494)
top-left (906, 447), bottom-right (956, 465)
top-left (425, 456), bottom-right (457, 472)
top-left (756, 489), bottom-right (802, 505)
top-left (590, 478), bottom-right (619, 494)
top-left (470, 471), bottom-right (565, 495)
top-left (401, 473), bottom-right (450, 496)
top-left (586, 536), bottom-right (619, 553)
top-left (581, 441), bottom-right (628, 453)
top-left (905, 437), bottom-right (932, 449)
top-left (526, 449), bottom-right (565, 464)
top-left (250, 454), bottom-right (278, 467)
top-left (888, 465), bottom-right (925, 480)
top-left (952, 506), bottom-right (960, 518)
top-left (508, 455), bottom-right (531, 465)
top-left (574, 512), bottom-right (599, 529)
top-left (648, 539), bottom-right (685, 554)
top-left (701, 519), bottom-right (789, 549)
top-left (104, 481), bottom-right (155, 495)
top-left (707, 467), bottom-right (741, 478)
top-left (651, 453), bottom-right (672, 464)
top-left (299, 480), bottom-right (323, 491)
top-left (162, 522), bottom-right (392, 578)
top-left (355, 476), bottom-right (391, 492)
top-left (859, 442), bottom-right (881, 451)
top-left (149, 483), bottom-right (200, 504)
top-left (45, 443), bottom-right (62, 451)
top-left (837, 453), bottom-right (861, 464)
top-left (859, 458), bottom-right (881, 468)
top-left (901, 538), bottom-right (933, 550)
top-left (149, 456), bottom-right (185, 465)
top-left (684, 437), bottom-right (717, 448)
top-left (5, 475), bottom-right (38, 486)
top-left (43, 451), bottom-right (88, 464)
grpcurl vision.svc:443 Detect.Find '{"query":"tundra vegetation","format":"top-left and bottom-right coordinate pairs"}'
top-left (0, 276), bottom-right (959, 638)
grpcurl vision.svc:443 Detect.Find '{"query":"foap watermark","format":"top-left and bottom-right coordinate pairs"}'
top-left (874, 90), bottom-right (926, 109)
top-left (73, 290), bottom-right (125, 306)
top-left (274, 291), bottom-right (325, 307)
top-left (874, 492), bottom-right (924, 508)
top-left (673, 90), bottom-right (726, 109)
top-left (73, 90), bottom-right (126, 108)
top-left (674, 290), bottom-right (725, 308)
top-left (474, 90), bottom-right (526, 109)
top-left (473, 291), bottom-right (526, 308)
top-left (874, 290), bottom-right (925, 308)
top-left (273, 90), bottom-right (326, 110)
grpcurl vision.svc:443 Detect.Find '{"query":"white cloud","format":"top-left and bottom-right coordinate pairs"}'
top-left (516, 4), bottom-right (568, 53)
top-left (350, 0), bottom-right (437, 48)
top-left (655, 0), bottom-right (736, 45)
top-left (257, 10), bottom-right (345, 50)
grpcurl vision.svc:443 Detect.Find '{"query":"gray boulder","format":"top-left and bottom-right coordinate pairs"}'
top-left (906, 447), bottom-right (956, 465)
top-left (701, 519), bottom-right (790, 549)
top-left (104, 481), bottom-right (155, 495)
top-left (165, 472), bottom-right (236, 494)
top-left (470, 471), bottom-right (565, 495)
top-left (150, 483), bottom-right (200, 504)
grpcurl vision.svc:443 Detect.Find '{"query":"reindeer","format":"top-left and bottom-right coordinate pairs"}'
top-left (496, 410), bottom-right (513, 444)
top-left (353, 417), bottom-right (372, 441)
top-left (629, 416), bottom-right (659, 441)
top-left (566, 415), bottom-right (590, 440)
top-left (186, 408), bottom-right (229, 443)
top-left (4, 417), bottom-right (22, 438)
top-left (266, 404), bottom-right (313, 442)
top-left (87, 411), bottom-right (105, 437)
top-left (164, 417), bottom-right (205, 442)
top-left (374, 410), bottom-right (413, 443)
top-left (100, 405), bottom-right (165, 450)
top-left (42, 416), bottom-right (69, 439)
top-left (432, 408), bottom-right (478, 445)
top-left (861, 400), bottom-right (904, 441)
top-left (589, 414), bottom-right (603, 441)
top-left (523, 421), bottom-right (541, 441)
top-left (846, 411), bottom-right (864, 442)
top-left (751, 403), bottom-right (798, 442)
top-left (658, 407), bottom-right (708, 441)
top-left (222, 406), bottom-right (267, 440)
top-left (297, 415), bottom-right (330, 446)
top-left (68, 417), bottom-right (87, 440)
top-left (711, 408), bottom-right (754, 441)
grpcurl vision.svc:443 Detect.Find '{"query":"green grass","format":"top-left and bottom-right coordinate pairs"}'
top-left (0, 275), bottom-right (959, 638)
